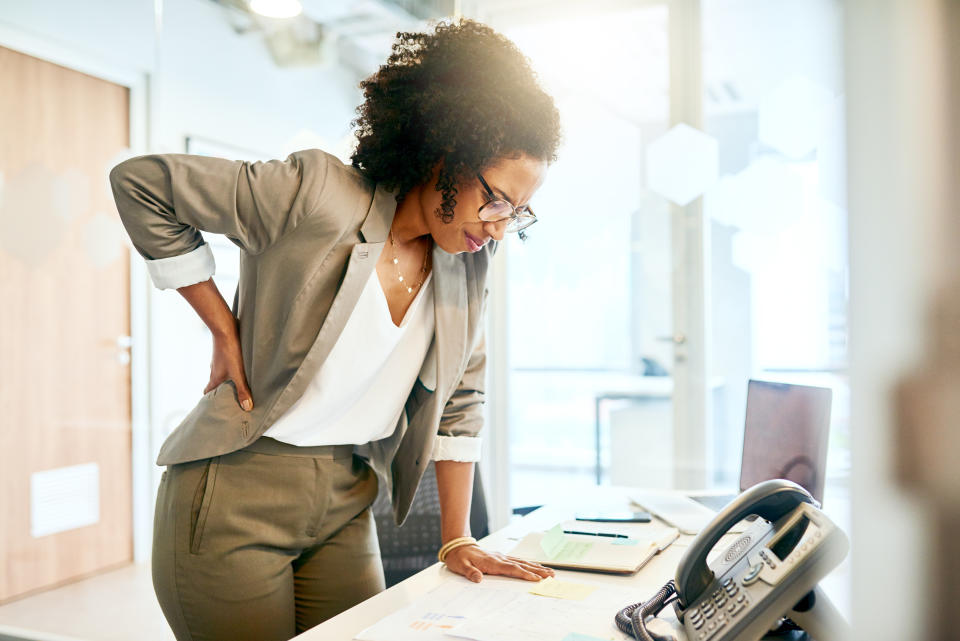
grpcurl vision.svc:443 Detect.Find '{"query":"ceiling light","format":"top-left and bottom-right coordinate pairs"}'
top-left (248, 0), bottom-right (302, 19)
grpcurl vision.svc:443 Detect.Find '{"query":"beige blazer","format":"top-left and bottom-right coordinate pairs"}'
top-left (109, 148), bottom-right (495, 525)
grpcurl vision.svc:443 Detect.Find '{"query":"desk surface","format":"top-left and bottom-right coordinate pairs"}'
top-left (293, 485), bottom-right (852, 641)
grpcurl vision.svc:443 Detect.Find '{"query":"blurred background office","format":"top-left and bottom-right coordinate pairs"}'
top-left (0, 0), bottom-right (957, 640)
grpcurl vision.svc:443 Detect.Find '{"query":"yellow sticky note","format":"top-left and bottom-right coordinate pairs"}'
top-left (528, 577), bottom-right (599, 601)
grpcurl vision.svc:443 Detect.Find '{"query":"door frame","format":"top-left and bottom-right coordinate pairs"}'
top-left (667, 0), bottom-right (713, 489)
top-left (0, 23), bottom-right (154, 563)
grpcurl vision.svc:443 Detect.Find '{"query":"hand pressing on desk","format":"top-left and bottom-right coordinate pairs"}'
top-left (434, 461), bottom-right (552, 583)
top-left (443, 544), bottom-right (556, 584)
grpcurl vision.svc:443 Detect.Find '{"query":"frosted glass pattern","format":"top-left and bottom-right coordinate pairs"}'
top-left (646, 123), bottom-right (719, 206)
top-left (758, 75), bottom-right (834, 159)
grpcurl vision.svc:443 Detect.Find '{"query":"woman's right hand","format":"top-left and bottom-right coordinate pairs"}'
top-left (205, 325), bottom-right (254, 412)
top-left (174, 278), bottom-right (255, 412)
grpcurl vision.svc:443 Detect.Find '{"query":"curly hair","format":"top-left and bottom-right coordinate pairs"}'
top-left (350, 17), bottom-right (562, 223)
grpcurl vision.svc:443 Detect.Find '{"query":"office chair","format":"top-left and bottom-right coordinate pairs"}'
top-left (371, 461), bottom-right (490, 587)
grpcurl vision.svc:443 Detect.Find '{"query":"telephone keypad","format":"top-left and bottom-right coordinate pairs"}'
top-left (691, 604), bottom-right (731, 640)
top-left (688, 574), bottom-right (759, 640)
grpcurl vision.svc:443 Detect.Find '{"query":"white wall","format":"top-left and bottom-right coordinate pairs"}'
top-left (0, 0), bottom-right (363, 153)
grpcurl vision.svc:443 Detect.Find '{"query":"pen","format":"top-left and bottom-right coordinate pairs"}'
top-left (562, 529), bottom-right (629, 539)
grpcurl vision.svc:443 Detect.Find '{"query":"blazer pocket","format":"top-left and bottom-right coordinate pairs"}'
top-left (189, 455), bottom-right (221, 555)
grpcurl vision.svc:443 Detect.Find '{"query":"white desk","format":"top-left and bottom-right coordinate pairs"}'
top-left (293, 486), bottom-right (744, 641)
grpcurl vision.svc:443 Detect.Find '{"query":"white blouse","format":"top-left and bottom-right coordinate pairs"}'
top-left (144, 243), bottom-right (482, 462)
top-left (263, 267), bottom-right (436, 447)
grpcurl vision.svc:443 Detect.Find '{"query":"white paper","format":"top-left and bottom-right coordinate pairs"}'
top-left (355, 582), bottom-right (519, 641)
top-left (354, 578), bottom-right (634, 641)
top-left (445, 583), bottom-right (634, 641)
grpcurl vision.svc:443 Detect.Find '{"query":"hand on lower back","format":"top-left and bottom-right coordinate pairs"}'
top-left (173, 278), bottom-right (254, 412)
top-left (205, 330), bottom-right (254, 411)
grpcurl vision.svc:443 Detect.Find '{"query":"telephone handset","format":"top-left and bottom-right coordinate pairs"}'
top-left (616, 479), bottom-right (850, 641)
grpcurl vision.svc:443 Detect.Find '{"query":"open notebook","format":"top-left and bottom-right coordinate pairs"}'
top-left (507, 524), bottom-right (679, 575)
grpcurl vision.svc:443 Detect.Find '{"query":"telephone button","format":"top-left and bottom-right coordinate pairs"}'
top-left (742, 562), bottom-right (764, 585)
top-left (736, 593), bottom-right (746, 603)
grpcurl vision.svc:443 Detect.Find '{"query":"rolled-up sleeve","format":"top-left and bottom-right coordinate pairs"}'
top-left (141, 243), bottom-right (216, 290)
top-left (433, 287), bottom-right (489, 463)
top-left (108, 148), bottom-right (331, 290)
top-left (431, 434), bottom-right (483, 462)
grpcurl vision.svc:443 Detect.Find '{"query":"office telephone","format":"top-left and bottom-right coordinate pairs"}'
top-left (616, 479), bottom-right (850, 641)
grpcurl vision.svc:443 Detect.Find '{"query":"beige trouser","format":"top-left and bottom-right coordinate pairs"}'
top-left (151, 436), bottom-right (386, 641)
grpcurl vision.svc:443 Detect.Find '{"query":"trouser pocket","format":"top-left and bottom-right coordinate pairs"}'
top-left (189, 456), bottom-right (221, 555)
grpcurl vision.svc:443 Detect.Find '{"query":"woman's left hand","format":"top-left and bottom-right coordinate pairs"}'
top-left (443, 544), bottom-right (556, 583)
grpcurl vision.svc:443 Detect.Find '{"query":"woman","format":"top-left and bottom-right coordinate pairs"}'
top-left (110, 17), bottom-right (562, 641)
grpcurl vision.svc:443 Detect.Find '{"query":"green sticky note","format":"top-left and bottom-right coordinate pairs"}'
top-left (553, 539), bottom-right (593, 561)
top-left (540, 525), bottom-right (593, 561)
top-left (540, 524), bottom-right (566, 558)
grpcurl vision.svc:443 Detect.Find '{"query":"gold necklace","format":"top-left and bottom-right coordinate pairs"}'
top-left (389, 230), bottom-right (430, 294)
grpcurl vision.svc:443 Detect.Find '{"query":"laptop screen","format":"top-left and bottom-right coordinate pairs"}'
top-left (738, 380), bottom-right (833, 503)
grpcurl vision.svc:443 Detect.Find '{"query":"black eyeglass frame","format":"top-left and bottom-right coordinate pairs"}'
top-left (476, 173), bottom-right (538, 234)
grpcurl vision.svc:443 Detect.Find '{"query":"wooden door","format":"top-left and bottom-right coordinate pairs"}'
top-left (0, 44), bottom-right (133, 603)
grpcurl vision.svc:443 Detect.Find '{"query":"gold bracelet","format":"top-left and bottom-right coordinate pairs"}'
top-left (439, 539), bottom-right (477, 563)
top-left (438, 536), bottom-right (476, 562)
top-left (438, 536), bottom-right (477, 563)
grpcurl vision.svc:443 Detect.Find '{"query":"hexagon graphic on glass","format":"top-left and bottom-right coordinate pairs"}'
top-left (646, 123), bottom-right (719, 207)
top-left (758, 75), bottom-right (834, 159)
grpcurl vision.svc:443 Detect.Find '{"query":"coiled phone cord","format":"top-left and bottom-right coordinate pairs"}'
top-left (615, 579), bottom-right (679, 641)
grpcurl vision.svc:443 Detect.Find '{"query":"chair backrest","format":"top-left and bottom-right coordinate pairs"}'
top-left (371, 461), bottom-right (490, 587)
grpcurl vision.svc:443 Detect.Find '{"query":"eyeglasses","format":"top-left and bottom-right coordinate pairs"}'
top-left (476, 173), bottom-right (538, 235)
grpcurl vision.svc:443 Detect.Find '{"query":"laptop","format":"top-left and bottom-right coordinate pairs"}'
top-left (630, 379), bottom-right (833, 534)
